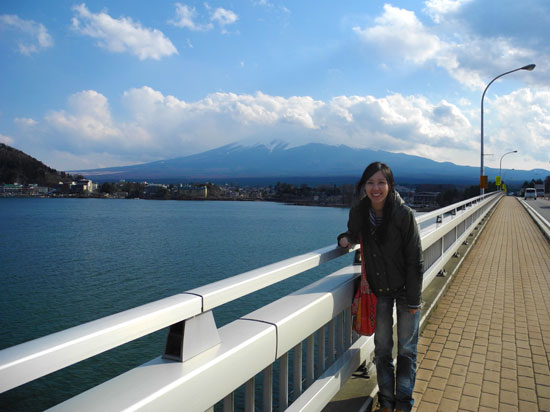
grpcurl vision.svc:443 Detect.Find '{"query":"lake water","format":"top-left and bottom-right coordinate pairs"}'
top-left (0, 198), bottom-right (352, 411)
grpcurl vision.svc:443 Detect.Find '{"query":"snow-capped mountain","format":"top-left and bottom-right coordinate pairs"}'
top-left (73, 142), bottom-right (543, 185)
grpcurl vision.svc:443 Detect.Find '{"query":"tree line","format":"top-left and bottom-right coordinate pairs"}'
top-left (97, 176), bottom-right (550, 206)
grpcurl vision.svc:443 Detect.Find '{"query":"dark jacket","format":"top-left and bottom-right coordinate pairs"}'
top-left (338, 192), bottom-right (424, 308)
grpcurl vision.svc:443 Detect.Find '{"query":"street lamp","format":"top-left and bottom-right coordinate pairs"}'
top-left (480, 63), bottom-right (536, 194)
top-left (499, 150), bottom-right (518, 190)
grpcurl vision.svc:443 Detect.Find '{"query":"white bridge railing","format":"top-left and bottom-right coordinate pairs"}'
top-left (0, 193), bottom-right (502, 411)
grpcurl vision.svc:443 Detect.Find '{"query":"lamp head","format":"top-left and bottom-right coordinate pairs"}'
top-left (521, 64), bottom-right (536, 71)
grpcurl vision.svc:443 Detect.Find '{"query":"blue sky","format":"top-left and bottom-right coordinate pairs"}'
top-left (1, 0), bottom-right (549, 174)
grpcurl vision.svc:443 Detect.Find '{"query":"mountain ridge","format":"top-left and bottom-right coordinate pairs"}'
top-left (0, 143), bottom-right (74, 186)
top-left (71, 142), bottom-right (546, 185)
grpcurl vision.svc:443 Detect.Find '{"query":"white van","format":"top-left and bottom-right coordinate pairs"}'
top-left (524, 188), bottom-right (537, 200)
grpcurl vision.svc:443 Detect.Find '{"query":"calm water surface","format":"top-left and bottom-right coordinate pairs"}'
top-left (0, 198), bottom-right (352, 411)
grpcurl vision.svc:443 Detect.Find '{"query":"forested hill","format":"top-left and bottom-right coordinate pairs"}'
top-left (0, 143), bottom-right (72, 186)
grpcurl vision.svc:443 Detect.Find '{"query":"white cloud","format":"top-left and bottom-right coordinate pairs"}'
top-left (71, 3), bottom-right (177, 60)
top-left (437, 36), bottom-right (538, 89)
top-left (14, 117), bottom-right (37, 126)
top-left (118, 87), bottom-right (325, 153)
top-left (48, 150), bottom-right (147, 171)
top-left (169, 3), bottom-right (238, 33)
top-left (15, 86), bottom-right (489, 169)
top-left (12, 86), bottom-right (550, 171)
top-left (0, 134), bottom-right (15, 145)
top-left (40, 90), bottom-right (149, 154)
top-left (353, 5), bottom-right (442, 65)
top-left (252, 0), bottom-right (290, 14)
top-left (354, 2), bottom-right (546, 90)
top-left (487, 88), bottom-right (550, 166)
top-left (211, 8), bottom-right (238, 27)
top-left (169, 3), bottom-right (212, 31)
top-left (253, 0), bottom-right (273, 7)
top-left (317, 94), bottom-right (475, 156)
top-left (426, 0), bottom-right (550, 45)
top-left (0, 14), bottom-right (53, 55)
top-left (46, 90), bottom-right (117, 139)
top-left (423, 0), bottom-right (473, 23)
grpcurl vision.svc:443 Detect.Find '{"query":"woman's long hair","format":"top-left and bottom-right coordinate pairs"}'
top-left (354, 161), bottom-right (396, 243)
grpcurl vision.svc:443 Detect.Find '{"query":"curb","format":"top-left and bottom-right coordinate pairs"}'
top-left (518, 198), bottom-right (550, 241)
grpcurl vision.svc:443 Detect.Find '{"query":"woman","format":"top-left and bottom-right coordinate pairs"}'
top-left (338, 162), bottom-right (423, 412)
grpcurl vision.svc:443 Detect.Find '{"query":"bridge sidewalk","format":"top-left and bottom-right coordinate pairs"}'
top-left (413, 196), bottom-right (550, 412)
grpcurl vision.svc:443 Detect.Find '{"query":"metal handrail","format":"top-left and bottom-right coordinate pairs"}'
top-left (0, 193), bottom-right (503, 411)
top-left (416, 191), bottom-right (497, 224)
top-left (419, 192), bottom-right (499, 250)
top-left (0, 244), bottom-right (357, 393)
top-left (519, 198), bottom-right (550, 240)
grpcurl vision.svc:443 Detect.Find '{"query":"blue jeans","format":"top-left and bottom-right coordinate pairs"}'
top-left (374, 296), bottom-right (420, 412)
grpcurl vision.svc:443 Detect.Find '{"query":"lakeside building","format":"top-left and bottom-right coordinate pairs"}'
top-left (143, 183), bottom-right (167, 196)
top-left (395, 185), bottom-right (416, 205)
top-left (0, 178), bottom-right (98, 197)
top-left (411, 191), bottom-right (440, 209)
top-left (70, 179), bottom-right (97, 194)
top-left (178, 184), bottom-right (208, 199)
top-left (0, 183), bottom-right (24, 194)
top-left (0, 183), bottom-right (50, 196)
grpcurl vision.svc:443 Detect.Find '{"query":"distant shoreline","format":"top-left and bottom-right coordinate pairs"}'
top-left (0, 193), bottom-right (353, 208)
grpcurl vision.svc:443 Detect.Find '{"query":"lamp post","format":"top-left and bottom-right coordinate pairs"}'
top-left (499, 150), bottom-right (518, 190)
top-left (480, 64), bottom-right (536, 194)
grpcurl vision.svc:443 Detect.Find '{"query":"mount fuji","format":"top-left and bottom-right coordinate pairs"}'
top-left (73, 142), bottom-right (543, 185)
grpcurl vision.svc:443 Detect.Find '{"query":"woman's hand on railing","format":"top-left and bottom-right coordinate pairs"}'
top-left (338, 236), bottom-right (353, 248)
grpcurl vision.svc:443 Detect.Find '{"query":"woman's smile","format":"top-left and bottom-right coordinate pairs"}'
top-left (365, 170), bottom-right (389, 211)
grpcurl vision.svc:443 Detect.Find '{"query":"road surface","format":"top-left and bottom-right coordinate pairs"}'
top-left (521, 195), bottom-right (550, 223)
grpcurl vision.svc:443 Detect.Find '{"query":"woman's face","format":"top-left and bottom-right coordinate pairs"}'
top-left (364, 170), bottom-right (389, 209)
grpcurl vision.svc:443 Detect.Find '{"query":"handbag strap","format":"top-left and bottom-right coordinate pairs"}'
top-left (359, 234), bottom-right (372, 294)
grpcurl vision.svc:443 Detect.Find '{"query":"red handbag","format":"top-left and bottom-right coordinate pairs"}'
top-left (351, 235), bottom-right (377, 336)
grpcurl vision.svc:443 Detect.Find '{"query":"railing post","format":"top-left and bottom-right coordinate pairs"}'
top-left (328, 319), bottom-right (335, 365)
top-left (224, 393), bottom-right (234, 412)
top-left (345, 308), bottom-right (352, 348)
top-left (337, 313), bottom-right (344, 357)
top-left (263, 364), bottom-right (273, 412)
top-left (163, 310), bottom-right (221, 362)
top-left (245, 377), bottom-right (255, 412)
top-left (279, 353), bottom-right (289, 410)
top-left (293, 343), bottom-right (303, 400)
top-left (316, 327), bottom-right (325, 378)
top-left (306, 334), bottom-right (315, 387)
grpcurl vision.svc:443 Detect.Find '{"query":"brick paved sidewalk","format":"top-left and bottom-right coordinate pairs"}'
top-left (413, 197), bottom-right (550, 412)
